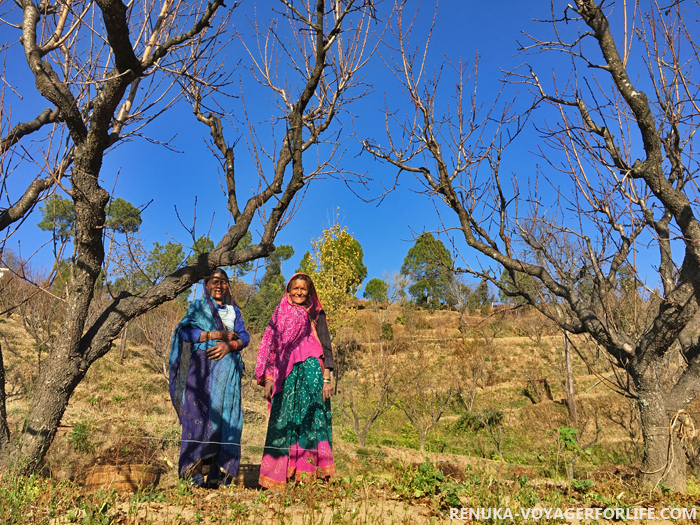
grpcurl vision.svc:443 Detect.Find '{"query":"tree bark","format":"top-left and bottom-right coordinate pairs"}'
top-left (357, 428), bottom-right (366, 448)
top-left (119, 321), bottom-right (129, 361)
top-left (636, 366), bottom-right (686, 492)
top-left (14, 353), bottom-right (87, 472)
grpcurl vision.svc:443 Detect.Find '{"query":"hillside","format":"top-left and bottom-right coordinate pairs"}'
top-left (1, 306), bottom-right (699, 524)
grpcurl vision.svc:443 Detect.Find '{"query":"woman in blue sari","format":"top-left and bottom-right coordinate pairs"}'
top-left (169, 268), bottom-right (250, 487)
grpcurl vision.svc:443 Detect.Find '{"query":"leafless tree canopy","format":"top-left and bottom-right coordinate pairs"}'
top-left (0, 0), bottom-right (377, 472)
top-left (364, 0), bottom-right (700, 492)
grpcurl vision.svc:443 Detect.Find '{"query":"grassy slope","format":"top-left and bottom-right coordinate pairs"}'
top-left (1, 309), bottom-right (699, 524)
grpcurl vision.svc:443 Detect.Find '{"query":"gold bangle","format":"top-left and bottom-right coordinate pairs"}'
top-left (323, 379), bottom-right (332, 384)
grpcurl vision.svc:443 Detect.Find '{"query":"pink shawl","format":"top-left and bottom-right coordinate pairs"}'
top-left (255, 274), bottom-right (325, 398)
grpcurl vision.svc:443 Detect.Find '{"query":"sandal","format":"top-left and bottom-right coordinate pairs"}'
top-left (190, 473), bottom-right (206, 488)
top-left (207, 468), bottom-right (220, 489)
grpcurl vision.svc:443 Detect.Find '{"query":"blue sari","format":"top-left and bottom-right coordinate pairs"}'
top-left (169, 293), bottom-right (249, 479)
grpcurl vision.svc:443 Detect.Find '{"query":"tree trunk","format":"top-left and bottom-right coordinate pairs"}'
top-left (563, 332), bottom-right (578, 427)
top-left (636, 370), bottom-right (686, 493)
top-left (419, 432), bottom-right (426, 452)
top-left (357, 431), bottom-right (366, 448)
top-left (0, 343), bottom-right (11, 466)
top-left (119, 321), bottom-right (129, 361)
top-left (13, 349), bottom-right (90, 473)
top-left (565, 461), bottom-right (575, 481)
top-left (352, 409), bottom-right (364, 447)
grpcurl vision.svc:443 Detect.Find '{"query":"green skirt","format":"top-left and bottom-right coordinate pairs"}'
top-left (259, 357), bottom-right (335, 488)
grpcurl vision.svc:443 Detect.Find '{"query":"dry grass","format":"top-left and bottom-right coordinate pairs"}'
top-left (2, 308), bottom-right (700, 524)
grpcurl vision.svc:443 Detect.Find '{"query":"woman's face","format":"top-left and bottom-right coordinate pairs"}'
top-left (206, 274), bottom-right (228, 304)
top-left (289, 279), bottom-right (309, 306)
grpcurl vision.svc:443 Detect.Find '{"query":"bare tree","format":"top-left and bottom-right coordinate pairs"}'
top-left (453, 330), bottom-right (493, 412)
top-left (446, 273), bottom-right (473, 333)
top-left (0, 0), bottom-right (377, 472)
top-left (135, 301), bottom-right (184, 378)
top-left (396, 345), bottom-right (456, 453)
top-left (363, 0), bottom-right (700, 492)
top-left (364, 271), bottom-right (407, 353)
top-left (480, 404), bottom-right (506, 464)
top-left (336, 272), bottom-right (404, 446)
top-left (336, 344), bottom-right (397, 447)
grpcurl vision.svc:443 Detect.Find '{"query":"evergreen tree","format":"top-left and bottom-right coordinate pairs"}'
top-left (38, 195), bottom-right (75, 243)
top-left (363, 277), bottom-right (389, 303)
top-left (401, 234), bottom-right (455, 308)
top-left (105, 198), bottom-right (142, 234)
top-left (244, 244), bottom-right (294, 333)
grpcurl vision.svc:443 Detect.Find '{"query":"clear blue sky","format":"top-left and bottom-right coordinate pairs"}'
top-left (2, 1), bottom-right (662, 294)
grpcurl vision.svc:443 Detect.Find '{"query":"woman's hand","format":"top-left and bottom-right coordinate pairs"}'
top-left (220, 331), bottom-right (238, 342)
top-left (206, 341), bottom-right (236, 361)
top-left (203, 330), bottom-right (238, 343)
top-left (322, 382), bottom-right (333, 402)
top-left (264, 380), bottom-right (274, 401)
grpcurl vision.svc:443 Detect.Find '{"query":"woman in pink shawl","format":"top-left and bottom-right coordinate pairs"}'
top-left (255, 273), bottom-right (335, 488)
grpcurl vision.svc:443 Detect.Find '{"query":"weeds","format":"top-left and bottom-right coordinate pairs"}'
top-left (0, 472), bottom-right (52, 524)
top-left (69, 418), bottom-right (97, 454)
top-left (1, 460), bottom-right (699, 524)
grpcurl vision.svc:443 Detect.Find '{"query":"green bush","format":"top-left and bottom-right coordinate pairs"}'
top-left (69, 419), bottom-right (96, 454)
top-left (572, 478), bottom-right (594, 493)
top-left (416, 318), bottom-right (432, 330)
top-left (341, 428), bottom-right (358, 444)
top-left (453, 408), bottom-right (504, 433)
top-left (392, 460), bottom-right (464, 508)
top-left (381, 322), bottom-right (394, 341)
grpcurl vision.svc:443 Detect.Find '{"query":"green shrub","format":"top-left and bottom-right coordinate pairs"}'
top-left (416, 318), bottom-right (432, 330)
top-left (341, 428), bottom-right (358, 443)
top-left (392, 460), bottom-right (464, 508)
top-left (381, 322), bottom-right (394, 341)
top-left (453, 408), bottom-right (504, 433)
top-left (69, 419), bottom-right (96, 454)
top-left (572, 478), bottom-right (594, 493)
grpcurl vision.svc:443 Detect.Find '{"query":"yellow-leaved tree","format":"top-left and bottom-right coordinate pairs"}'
top-left (299, 220), bottom-right (367, 336)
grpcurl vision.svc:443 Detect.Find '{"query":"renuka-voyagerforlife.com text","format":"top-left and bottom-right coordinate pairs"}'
top-left (450, 506), bottom-right (697, 521)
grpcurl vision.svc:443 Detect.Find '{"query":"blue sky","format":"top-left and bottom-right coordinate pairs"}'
top-left (1, 1), bottom-right (669, 294)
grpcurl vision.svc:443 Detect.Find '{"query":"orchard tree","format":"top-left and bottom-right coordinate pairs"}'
top-left (337, 271), bottom-right (406, 446)
top-left (401, 233), bottom-right (455, 308)
top-left (188, 236), bottom-right (215, 264)
top-left (364, 0), bottom-right (700, 492)
top-left (186, 233), bottom-right (254, 275)
top-left (0, 0), bottom-right (377, 472)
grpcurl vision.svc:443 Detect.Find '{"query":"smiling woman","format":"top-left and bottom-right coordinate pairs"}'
top-left (288, 278), bottom-right (309, 305)
top-left (255, 273), bottom-right (335, 488)
top-left (168, 268), bottom-right (250, 488)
